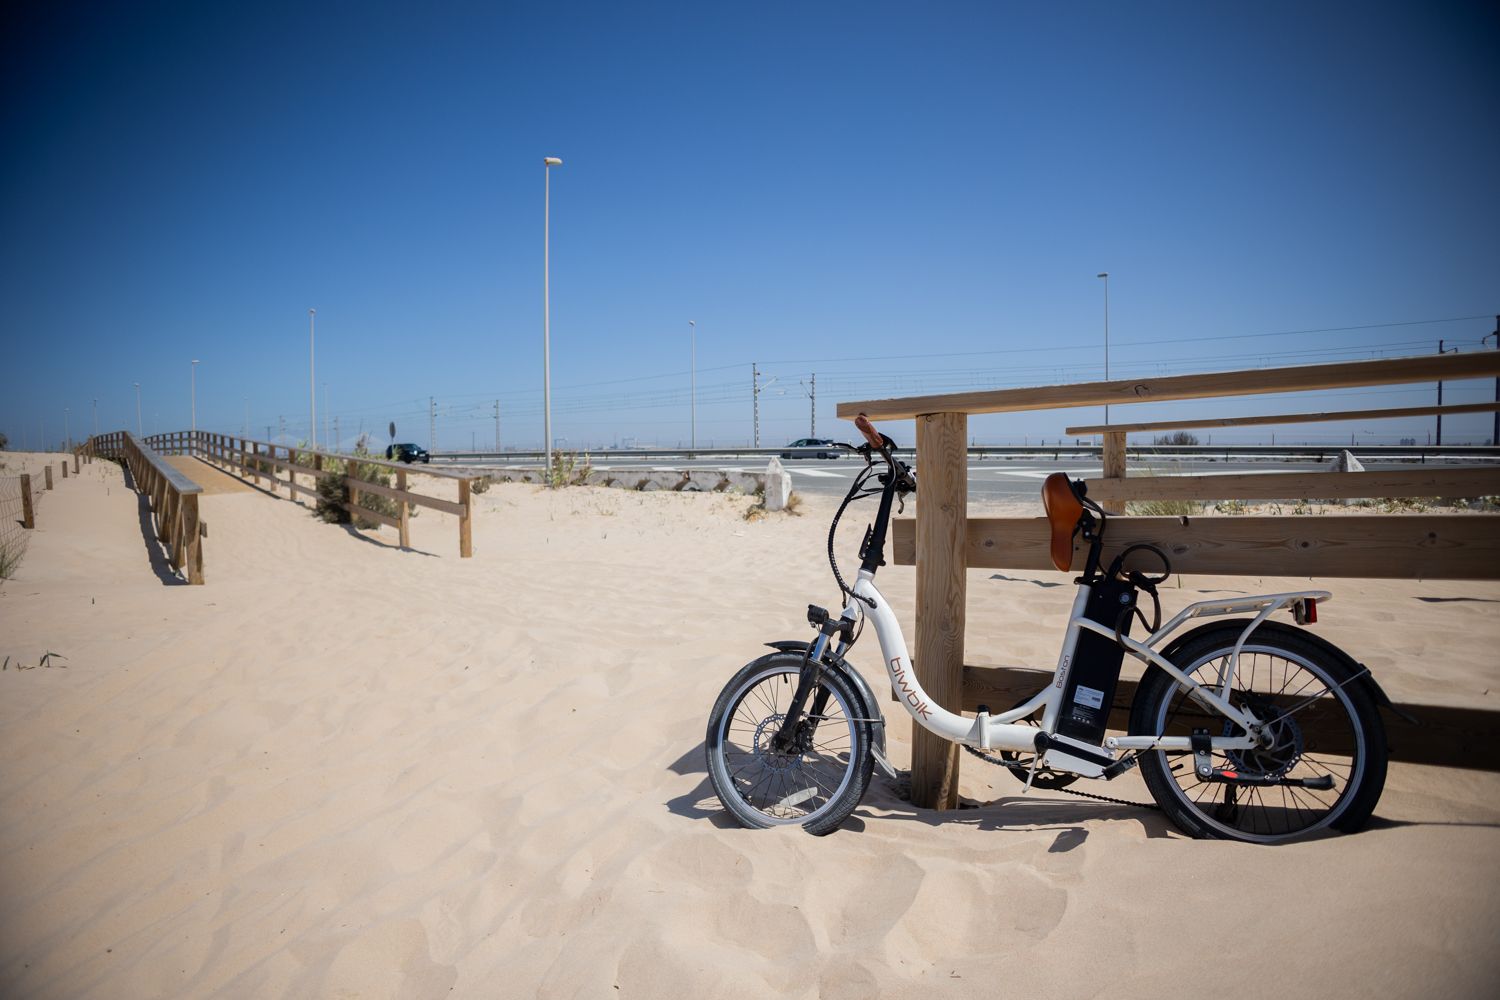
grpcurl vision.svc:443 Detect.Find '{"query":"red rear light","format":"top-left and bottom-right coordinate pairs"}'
top-left (1305, 598), bottom-right (1317, 623)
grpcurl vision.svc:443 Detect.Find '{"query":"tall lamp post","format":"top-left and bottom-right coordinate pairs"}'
top-left (689, 320), bottom-right (697, 451)
top-left (190, 360), bottom-right (200, 435)
top-left (543, 156), bottom-right (562, 474)
top-left (134, 382), bottom-right (142, 435)
top-left (1096, 272), bottom-right (1110, 428)
top-left (64, 407), bottom-right (70, 450)
top-left (1484, 316), bottom-right (1499, 447)
top-left (92, 398), bottom-right (98, 439)
top-left (309, 308), bottom-right (317, 448)
top-left (1436, 340), bottom-right (1460, 445)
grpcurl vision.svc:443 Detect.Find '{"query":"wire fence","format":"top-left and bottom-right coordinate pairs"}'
top-left (0, 452), bottom-right (82, 578)
top-left (0, 472), bottom-right (41, 578)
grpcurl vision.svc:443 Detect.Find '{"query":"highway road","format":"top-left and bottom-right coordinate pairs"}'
top-left (465, 454), bottom-right (1492, 502)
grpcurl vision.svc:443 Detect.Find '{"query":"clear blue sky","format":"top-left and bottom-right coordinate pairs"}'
top-left (2, 0), bottom-right (1497, 451)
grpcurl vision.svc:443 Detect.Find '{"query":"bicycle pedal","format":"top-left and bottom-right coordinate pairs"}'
top-left (1101, 755), bottom-right (1138, 780)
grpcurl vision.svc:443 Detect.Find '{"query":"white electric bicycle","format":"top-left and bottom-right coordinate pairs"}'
top-left (705, 415), bottom-right (1391, 843)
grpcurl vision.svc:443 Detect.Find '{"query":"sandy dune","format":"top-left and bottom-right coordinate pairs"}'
top-left (1, 454), bottom-right (1498, 998)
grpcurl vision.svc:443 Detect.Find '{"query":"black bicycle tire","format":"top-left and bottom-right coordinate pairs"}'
top-left (704, 652), bottom-right (874, 836)
top-left (1129, 623), bottom-right (1387, 843)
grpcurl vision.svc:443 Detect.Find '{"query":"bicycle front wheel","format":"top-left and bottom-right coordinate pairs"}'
top-left (1130, 622), bottom-right (1387, 844)
top-left (705, 653), bottom-right (873, 836)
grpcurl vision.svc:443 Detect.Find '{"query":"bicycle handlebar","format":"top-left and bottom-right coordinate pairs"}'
top-left (853, 413), bottom-right (885, 451)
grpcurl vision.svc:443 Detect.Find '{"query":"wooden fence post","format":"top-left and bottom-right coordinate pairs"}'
top-left (1101, 431), bottom-right (1127, 514)
top-left (73, 453), bottom-right (80, 474)
top-left (397, 468), bottom-right (410, 548)
top-left (181, 493), bottom-right (203, 584)
top-left (61, 461), bottom-right (69, 479)
top-left (44, 466), bottom-right (53, 490)
top-left (912, 411), bottom-right (967, 811)
top-left (20, 474), bottom-right (34, 528)
top-left (459, 478), bottom-right (473, 558)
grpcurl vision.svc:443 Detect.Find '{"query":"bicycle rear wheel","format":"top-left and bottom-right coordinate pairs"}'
top-left (705, 652), bottom-right (873, 836)
top-left (1130, 623), bottom-right (1387, 844)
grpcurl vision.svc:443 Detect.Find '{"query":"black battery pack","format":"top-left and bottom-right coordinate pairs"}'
top-left (1057, 576), bottom-right (1138, 746)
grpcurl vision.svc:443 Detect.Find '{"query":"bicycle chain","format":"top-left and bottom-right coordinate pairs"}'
top-left (960, 744), bottom-right (1160, 811)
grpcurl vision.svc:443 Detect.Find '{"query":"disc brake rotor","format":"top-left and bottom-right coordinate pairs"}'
top-left (752, 713), bottom-right (803, 772)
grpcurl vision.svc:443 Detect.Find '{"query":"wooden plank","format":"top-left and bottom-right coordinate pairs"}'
top-left (962, 666), bottom-right (1500, 770)
top-left (347, 476), bottom-right (465, 515)
top-left (1066, 400), bottom-right (1500, 436)
top-left (1083, 467), bottom-right (1500, 503)
top-left (912, 412), bottom-right (967, 810)
top-left (344, 500), bottom-right (400, 529)
top-left (1100, 430), bottom-right (1126, 515)
top-left (892, 514), bottom-right (1500, 579)
top-left (837, 351), bottom-right (1500, 421)
top-left (127, 433), bottom-right (204, 495)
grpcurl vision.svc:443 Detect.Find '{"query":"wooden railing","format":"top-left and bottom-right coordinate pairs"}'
top-left (88, 431), bottom-right (479, 558)
top-left (94, 432), bottom-right (206, 584)
top-left (837, 349), bottom-right (1500, 809)
top-left (186, 432), bottom-right (477, 557)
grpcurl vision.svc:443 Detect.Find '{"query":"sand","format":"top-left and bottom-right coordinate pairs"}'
top-left (2, 453), bottom-right (1498, 998)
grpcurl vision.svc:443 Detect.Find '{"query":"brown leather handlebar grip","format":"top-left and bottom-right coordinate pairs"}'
top-left (853, 413), bottom-right (884, 450)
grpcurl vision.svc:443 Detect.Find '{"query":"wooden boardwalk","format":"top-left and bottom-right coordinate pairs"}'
top-left (163, 455), bottom-right (253, 496)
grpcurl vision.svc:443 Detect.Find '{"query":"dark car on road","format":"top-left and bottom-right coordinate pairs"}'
top-left (385, 442), bottom-right (431, 464)
top-left (779, 438), bottom-right (841, 460)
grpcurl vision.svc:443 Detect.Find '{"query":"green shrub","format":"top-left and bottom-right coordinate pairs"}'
top-left (545, 451), bottom-right (593, 488)
top-left (314, 437), bottom-right (403, 528)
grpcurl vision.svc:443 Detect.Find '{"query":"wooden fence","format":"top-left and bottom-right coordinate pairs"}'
top-left (837, 349), bottom-right (1500, 809)
top-left (86, 432), bottom-right (205, 584)
top-left (185, 432), bottom-right (476, 557)
top-left (86, 430), bottom-right (480, 560)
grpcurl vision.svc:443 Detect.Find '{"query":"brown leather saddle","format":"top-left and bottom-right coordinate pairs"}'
top-left (1041, 472), bottom-right (1086, 572)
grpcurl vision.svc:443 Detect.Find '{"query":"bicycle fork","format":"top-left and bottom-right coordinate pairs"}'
top-left (770, 605), bottom-right (855, 754)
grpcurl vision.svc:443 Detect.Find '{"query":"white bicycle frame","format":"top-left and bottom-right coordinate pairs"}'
top-left (841, 567), bottom-right (1331, 777)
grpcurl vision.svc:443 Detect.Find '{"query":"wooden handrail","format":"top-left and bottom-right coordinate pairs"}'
top-left (837, 351), bottom-right (1500, 421)
top-left (1080, 466), bottom-right (1500, 504)
top-left (1065, 400), bottom-right (1500, 436)
top-left (120, 432), bottom-right (204, 584)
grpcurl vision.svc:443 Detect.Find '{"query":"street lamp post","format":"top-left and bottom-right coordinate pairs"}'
top-left (689, 320), bottom-right (696, 450)
top-left (134, 382), bottom-right (142, 436)
top-left (1434, 338), bottom-right (1458, 443)
top-left (309, 308), bottom-right (317, 448)
top-left (191, 360), bottom-right (200, 435)
top-left (92, 398), bottom-right (98, 439)
top-left (543, 156), bottom-right (562, 474)
top-left (64, 407), bottom-right (70, 450)
top-left (1484, 317), bottom-right (1500, 447)
top-left (1096, 272), bottom-right (1110, 427)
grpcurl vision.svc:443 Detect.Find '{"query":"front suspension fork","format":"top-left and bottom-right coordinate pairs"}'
top-left (771, 607), bottom-right (851, 753)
